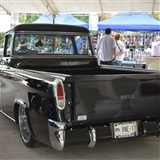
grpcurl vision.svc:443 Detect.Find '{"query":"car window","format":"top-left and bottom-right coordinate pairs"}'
top-left (13, 33), bottom-right (92, 55)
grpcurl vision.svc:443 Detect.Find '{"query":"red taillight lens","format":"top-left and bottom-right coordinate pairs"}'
top-left (57, 83), bottom-right (64, 100)
top-left (53, 79), bottom-right (65, 110)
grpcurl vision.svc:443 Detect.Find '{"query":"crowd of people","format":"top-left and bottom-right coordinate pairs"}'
top-left (5, 29), bottom-right (160, 66)
top-left (95, 28), bottom-right (160, 66)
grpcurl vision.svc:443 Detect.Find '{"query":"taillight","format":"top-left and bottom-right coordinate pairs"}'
top-left (57, 84), bottom-right (64, 100)
top-left (53, 79), bottom-right (65, 110)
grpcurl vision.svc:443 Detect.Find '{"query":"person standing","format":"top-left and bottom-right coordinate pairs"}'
top-left (75, 36), bottom-right (84, 54)
top-left (96, 28), bottom-right (116, 65)
top-left (70, 36), bottom-right (84, 54)
top-left (19, 34), bottom-right (28, 49)
top-left (144, 46), bottom-right (152, 56)
top-left (113, 34), bottom-right (125, 66)
top-left (151, 36), bottom-right (160, 56)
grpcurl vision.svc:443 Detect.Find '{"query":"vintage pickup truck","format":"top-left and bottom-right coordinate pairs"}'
top-left (0, 24), bottom-right (160, 151)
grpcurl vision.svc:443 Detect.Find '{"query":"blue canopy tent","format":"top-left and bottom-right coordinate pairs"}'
top-left (55, 14), bottom-right (88, 28)
top-left (98, 12), bottom-right (160, 31)
top-left (32, 14), bottom-right (88, 28)
top-left (32, 14), bottom-right (53, 24)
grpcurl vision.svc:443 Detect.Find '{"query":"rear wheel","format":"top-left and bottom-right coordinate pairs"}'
top-left (18, 106), bottom-right (37, 147)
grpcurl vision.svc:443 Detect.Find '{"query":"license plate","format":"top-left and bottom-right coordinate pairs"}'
top-left (112, 121), bottom-right (138, 139)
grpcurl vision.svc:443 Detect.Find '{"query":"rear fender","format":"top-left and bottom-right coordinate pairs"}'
top-left (14, 99), bottom-right (35, 137)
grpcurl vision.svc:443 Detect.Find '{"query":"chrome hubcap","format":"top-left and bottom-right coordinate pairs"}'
top-left (19, 107), bottom-right (31, 143)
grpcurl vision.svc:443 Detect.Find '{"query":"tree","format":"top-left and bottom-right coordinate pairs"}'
top-left (149, 12), bottom-right (160, 20)
top-left (19, 13), bottom-right (40, 24)
top-left (0, 33), bottom-right (5, 46)
top-left (73, 14), bottom-right (89, 23)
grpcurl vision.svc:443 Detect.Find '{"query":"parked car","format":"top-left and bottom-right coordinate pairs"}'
top-left (0, 24), bottom-right (160, 151)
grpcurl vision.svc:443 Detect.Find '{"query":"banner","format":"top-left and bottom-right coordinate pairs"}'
top-left (89, 13), bottom-right (98, 31)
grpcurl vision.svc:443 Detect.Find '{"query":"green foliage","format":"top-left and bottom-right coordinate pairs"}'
top-left (73, 14), bottom-right (89, 23)
top-left (150, 12), bottom-right (160, 20)
top-left (73, 14), bottom-right (109, 23)
top-left (19, 13), bottom-right (40, 24)
top-left (99, 15), bottom-right (107, 21)
top-left (0, 33), bottom-right (5, 45)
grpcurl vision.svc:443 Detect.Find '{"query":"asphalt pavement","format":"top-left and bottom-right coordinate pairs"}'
top-left (0, 112), bottom-right (160, 160)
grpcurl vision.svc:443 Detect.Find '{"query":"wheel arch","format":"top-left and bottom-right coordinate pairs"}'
top-left (14, 99), bottom-right (30, 125)
top-left (15, 99), bottom-right (38, 147)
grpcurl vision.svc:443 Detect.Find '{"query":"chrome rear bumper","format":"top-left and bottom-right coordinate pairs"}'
top-left (48, 119), bottom-right (66, 151)
top-left (48, 119), bottom-right (97, 151)
top-left (48, 119), bottom-right (160, 151)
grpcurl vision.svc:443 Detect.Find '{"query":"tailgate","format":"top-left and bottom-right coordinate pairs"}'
top-left (73, 74), bottom-right (160, 122)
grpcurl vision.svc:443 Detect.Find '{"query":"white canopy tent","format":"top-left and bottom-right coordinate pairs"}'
top-left (0, 13), bottom-right (20, 32)
top-left (0, 0), bottom-right (159, 16)
top-left (0, 15), bottom-right (11, 32)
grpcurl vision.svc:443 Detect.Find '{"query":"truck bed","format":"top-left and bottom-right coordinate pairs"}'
top-left (14, 56), bottom-right (159, 124)
top-left (35, 65), bottom-right (160, 124)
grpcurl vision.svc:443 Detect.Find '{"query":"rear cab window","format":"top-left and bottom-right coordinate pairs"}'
top-left (13, 33), bottom-right (93, 55)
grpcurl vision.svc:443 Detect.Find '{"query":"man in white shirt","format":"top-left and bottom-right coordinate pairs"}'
top-left (151, 36), bottom-right (160, 56)
top-left (96, 28), bottom-right (116, 65)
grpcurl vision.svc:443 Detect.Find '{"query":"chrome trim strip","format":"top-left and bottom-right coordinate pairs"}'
top-left (48, 119), bottom-right (66, 151)
top-left (15, 98), bottom-right (26, 107)
top-left (0, 110), bottom-right (16, 122)
top-left (87, 126), bottom-right (96, 148)
top-left (52, 78), bottom-right (66, 110)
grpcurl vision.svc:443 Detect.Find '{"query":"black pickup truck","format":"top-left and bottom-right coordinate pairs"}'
top-left (0, 24), bottom-right (159, 151)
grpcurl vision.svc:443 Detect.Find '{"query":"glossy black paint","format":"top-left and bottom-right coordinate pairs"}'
top-left (74, 74), bottom-right (160, 122)
top-left (1, 62), bottom-right (160, 147)
top-left (7, 24), bottom-right (90, 33)
top-left (0, 24), bottom-right (160, 149)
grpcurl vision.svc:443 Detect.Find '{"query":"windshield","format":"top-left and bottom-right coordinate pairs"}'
top-left (13, 33), bottom-right (93, 55)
